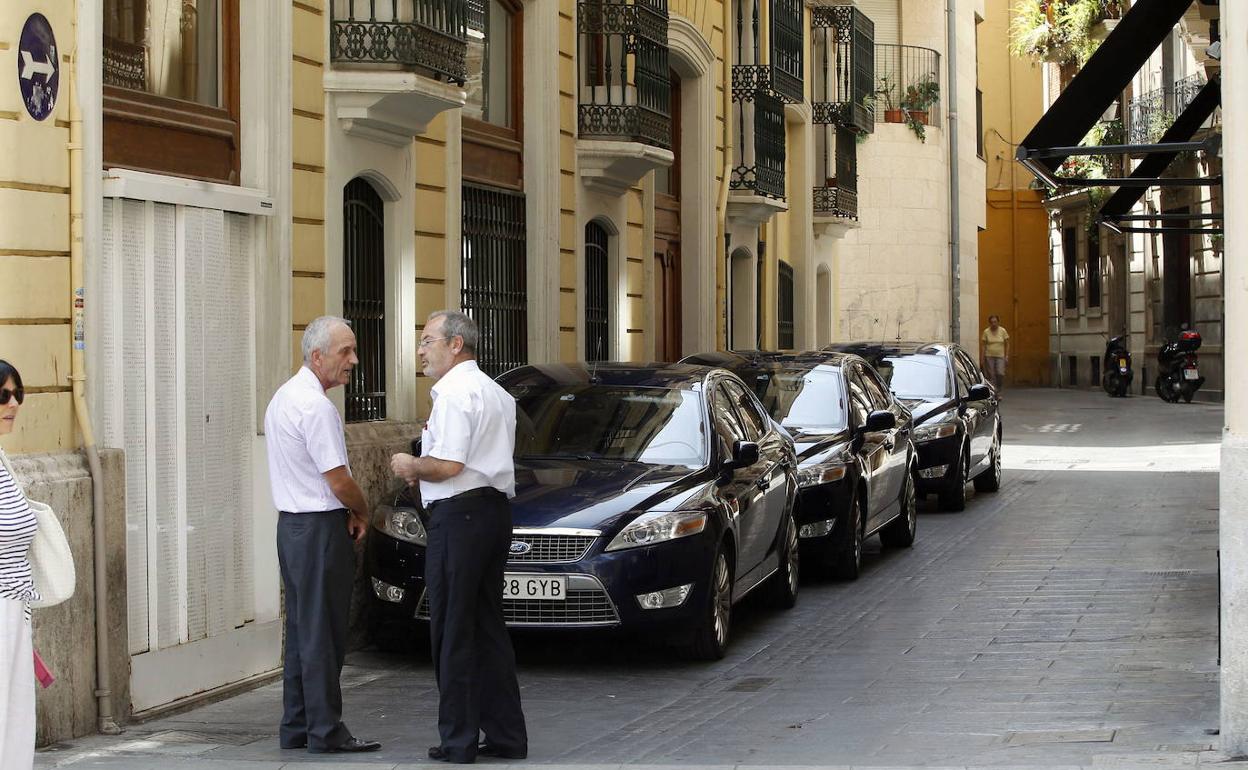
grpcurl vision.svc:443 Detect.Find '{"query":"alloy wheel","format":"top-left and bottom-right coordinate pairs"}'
top-left (712, 552), bottom-right (731, 648)
top-left (785, 516), bottom-right (800, 597)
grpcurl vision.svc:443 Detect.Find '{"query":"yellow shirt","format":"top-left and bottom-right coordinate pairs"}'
top-left (982, 326), bottom-right (1010, 358)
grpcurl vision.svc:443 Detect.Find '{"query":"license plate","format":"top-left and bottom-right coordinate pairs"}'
top-left (1118, 358), bottom-right (1128, 368)
top-left (1184, 368), bottom-right (1200, 380)
top-left (503, 574), bottom-right (566, 600)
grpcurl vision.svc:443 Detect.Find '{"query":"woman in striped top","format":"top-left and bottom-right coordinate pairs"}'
top-left (0, 359), bottom-right (37, 768)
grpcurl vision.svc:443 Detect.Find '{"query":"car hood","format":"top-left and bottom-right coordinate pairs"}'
top-left (509, 459), bottom-right (707, 531)
top-left (898, 397), bottom-right (956, 425)
top-left (792, 429), bottom-right (851, 464)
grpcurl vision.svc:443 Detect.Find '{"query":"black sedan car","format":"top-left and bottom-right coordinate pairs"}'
top-left (682, 351), bottom-right (917, 580)
top-left (367, 363), bottom-right (800, 660)
top-left (827, 342), bottom-right (1002, 510)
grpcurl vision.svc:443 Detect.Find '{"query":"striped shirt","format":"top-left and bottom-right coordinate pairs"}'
top-left (0, 457), bottom-right (38, 614)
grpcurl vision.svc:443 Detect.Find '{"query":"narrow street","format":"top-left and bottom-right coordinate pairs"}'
top-left (37, 388), bottom-right (1226, 769)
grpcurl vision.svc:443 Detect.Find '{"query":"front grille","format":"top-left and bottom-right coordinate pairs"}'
top-left (414, 575), bottom-right (620, 627)
top-left (508, 534), bottom-right (596, 563)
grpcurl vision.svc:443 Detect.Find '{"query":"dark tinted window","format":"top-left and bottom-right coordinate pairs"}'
top-left (858, 364), bottom-right (893, 410)
top-left (846, 372), bottom-right (873, 427)
top-left (722, 380), bottom-right (768, 441)
top-left (951, 353), bottom-right (974, 397)
top-left (740, 366), bottom-right (848, 433)
top-left (710, 384), bottom-right (749, 453)
top-left (510, 384), bottom-right (707, 466)
top-left (881, 354), bottom-right (951, 398)
top-left (955, 350), bottom-right (984, 384)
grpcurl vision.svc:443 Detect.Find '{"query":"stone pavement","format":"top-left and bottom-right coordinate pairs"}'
top-left (36, 387), bottom-right (1234, 769)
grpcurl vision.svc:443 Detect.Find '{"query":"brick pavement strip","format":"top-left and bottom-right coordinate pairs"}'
top-left (34, 388), bottom-right (1236, 769)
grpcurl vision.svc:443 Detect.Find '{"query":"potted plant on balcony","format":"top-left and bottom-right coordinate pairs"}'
top-left (1008, 0), bottom-right (1127, 65)
top-left (871, 76), bottom-right (905, 124)
top-left (902, 74), bottom-right (940, 142)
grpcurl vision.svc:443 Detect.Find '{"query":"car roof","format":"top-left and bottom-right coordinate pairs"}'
top-left (496, 361), bottom-right (718, 390)
top-left (681, 349), bottom-right (855, 371)
top-left (824, 341), bottom-right (954, 359)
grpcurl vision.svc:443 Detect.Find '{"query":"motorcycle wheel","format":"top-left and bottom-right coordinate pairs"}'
top-left (1182, 387), bottom-right (1194, 404)
top-left (1154, 375), bottom-right (1169, 402)
top-left (1103, 373), bottom-right (1117, 396)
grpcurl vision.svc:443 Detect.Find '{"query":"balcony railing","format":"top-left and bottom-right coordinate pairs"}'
top-left (874, 44), bottom-right (941, 126)
top-left (1127, 74), bottom-right (1206, 145)
top-left (731, 90), bottom-right (787, 199)
top-left (814, 125), bottom-right (857, 219)
top-left (330, 0), bottom-right (469, 84)
top-left (732, 0), bottom-right (804, 104)
top-left (811, 5), bottom-right (875, 134)
top-left (577, 0), bottom-right (672, 149)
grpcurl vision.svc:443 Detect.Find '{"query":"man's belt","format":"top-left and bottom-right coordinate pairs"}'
top-left (425, 487), bottom-right (505, 512)
top-left (279, 507), bottom-right (349, 516)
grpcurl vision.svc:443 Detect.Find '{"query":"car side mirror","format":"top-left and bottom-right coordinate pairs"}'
top-left (967, 383), bottom-right (992, 402)
top-left (721, 440), bottom-right (760, 473)
top-left (862, 410), bottom-right (896, 433)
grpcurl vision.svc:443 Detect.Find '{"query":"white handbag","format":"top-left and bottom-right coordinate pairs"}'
top-left (0, 448), bottom-right (76, 608)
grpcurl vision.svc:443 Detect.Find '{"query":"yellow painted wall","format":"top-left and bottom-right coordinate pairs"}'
top-left (414, 115), bottom-right (450, 416)
top-left (292, 0), bottom-right (328, 374)
top-left (0, 1), bottom-right (76, 453)
top-left (977, 0), bottom-right (1050, 384)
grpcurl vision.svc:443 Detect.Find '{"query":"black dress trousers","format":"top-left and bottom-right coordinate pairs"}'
top-left (425, 490), bottom-right (528, 763)
top-left (276, 510), bottom-right (354, 751)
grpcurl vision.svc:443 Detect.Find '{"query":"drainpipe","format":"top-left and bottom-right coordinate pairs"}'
top-left (71, 0), bottom-right (121, 735)
top-left (718, 0), bottom-right (734, 349)
top-left (946, 0), bottom-right (961, 344)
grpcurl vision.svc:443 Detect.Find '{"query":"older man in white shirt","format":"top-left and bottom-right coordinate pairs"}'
top-left (264, 316), bottom-right (380, 755)
top-left (391, 310), bottom-right (527, 765)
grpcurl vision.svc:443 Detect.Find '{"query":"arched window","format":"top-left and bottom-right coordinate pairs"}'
top-left (585, 221), bottom-right (610, 361)
top-left (778, 260), bottom-right (795, 350)
top-left (343, 177), bottom-right (386, 422)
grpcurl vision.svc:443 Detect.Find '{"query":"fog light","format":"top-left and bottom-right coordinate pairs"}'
top-left (371, 577), bottom-right (405, 604)
top-left (799, 519), bottom-right (835, 538)
top-left (636, 583), bottom-right (693, 610)
top-left (918, 465), bottom-right (949, 479)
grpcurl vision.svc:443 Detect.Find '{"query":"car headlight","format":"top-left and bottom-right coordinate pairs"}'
top-left (605, 510), bottom-right (708, 552)
top-left (913, 420), bottom-right (958, 443)
top-left (372, 504), bottom-right (427, 546)
top-left (796, 462), bottom-right (847, 488)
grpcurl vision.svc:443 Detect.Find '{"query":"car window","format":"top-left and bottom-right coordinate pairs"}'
top-left (858, 364), bottom-right (894, 410)
top-left (722, 380), bottom-right (767, 441)
top-left (956, 349), bottom-right (984, 384)
top-left (744, 366), bottom-right (848, 434)
top-left (846, 371), bottom-right (872, 427)
top-left (710, 383), bottom-right (749, 453)
top-left (509, 383), bottom-right (708, 466)
top-left (883, 354), bottom-right (951, 398)
top-left (951, 352), bottom-right (973, 397)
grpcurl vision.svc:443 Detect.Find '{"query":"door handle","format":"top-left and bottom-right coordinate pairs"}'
top-left (883, 440), bottom-right (895, 451)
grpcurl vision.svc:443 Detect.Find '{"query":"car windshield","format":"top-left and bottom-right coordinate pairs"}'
top-left (509, 384), bottom-right (707, 467)
top-left (743, 368), bottom-right (847, 433)
top-left (879, 355), bottom-right (950, 398)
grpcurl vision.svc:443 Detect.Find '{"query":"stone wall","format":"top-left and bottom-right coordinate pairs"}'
top-left (16, 449), bottom-right (129, 746)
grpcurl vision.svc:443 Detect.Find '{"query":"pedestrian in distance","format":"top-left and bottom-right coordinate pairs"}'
top-left (981, 314), bottom-right (1010, 392)
top-left (264, 316), bottom-right (380, 754)
top-left (391, 310), bottom-right (527, 765)
top-left (0, 360), bottom-right (37, 769)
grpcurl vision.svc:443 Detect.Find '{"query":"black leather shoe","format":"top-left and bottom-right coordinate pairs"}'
top-left (279, 740), bottom-right (306, 750)
top-left (429, 745), bottom-right (475, 763)
top-left (309, 737), bottom-right (381, 753)
top-left (478, 742), bottom-right (527, 759)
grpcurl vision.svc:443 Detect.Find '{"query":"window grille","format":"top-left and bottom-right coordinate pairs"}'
top-left (778, 261), bottom-right (795, 350)
top-left (462, 183), bottom-right (528, 376)
top-left (343, 177), bottom-right (387, 422)
top-left (1063, 226), bottom-right (1078, 310)
top-left (577, 0), bottom-right (672, 148)
top-left (1088, 231), bottom-right (1102, 308)
top-left (585, 222), bottom-right (610, 362)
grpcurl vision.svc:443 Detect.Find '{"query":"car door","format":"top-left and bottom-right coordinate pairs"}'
top-left (707, 382), bottom-right (769, 590)
top-left (723, 378), bottom-right (790, 573)
top-left (859, 363), bottom-right (909, 515)
top-left (953, 349), bottom-right (992, 468)
top-left (846, 367), bottom-right (892, 532)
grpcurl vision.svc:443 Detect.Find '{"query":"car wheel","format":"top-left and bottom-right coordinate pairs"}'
top-left (880, 473), bottom-right (917, 548)
top-left (832, 494), bottom-right (864, 581)
top-left (973, 431), bottom-right (1002, 493)
top-left (686, 544), bottom-right (733, 661)
top-left (764, 513), bottom-right (800, 609)
top-left (938, 448), bottom-right (968, 511)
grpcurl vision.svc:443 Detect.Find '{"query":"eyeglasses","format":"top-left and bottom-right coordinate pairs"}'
top-left (0, 388), bottom-right (23, 406)
top-left (418, 336), bottom-right (452, 349)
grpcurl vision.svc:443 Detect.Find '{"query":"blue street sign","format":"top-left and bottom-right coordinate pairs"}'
top-left (18, 13), bottom-right (59, 121)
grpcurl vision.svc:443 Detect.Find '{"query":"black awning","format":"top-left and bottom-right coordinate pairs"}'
top-left (1098, 77), bottom-right (1222, 230)
top-left (1016, 0), bottom-right (1196, 186)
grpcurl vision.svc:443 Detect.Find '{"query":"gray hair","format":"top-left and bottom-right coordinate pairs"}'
top-left (302, 315), bottom-right (351, 363)
top-left (429, 310), bottom-right (478, 355)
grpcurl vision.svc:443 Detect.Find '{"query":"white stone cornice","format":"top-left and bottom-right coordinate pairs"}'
top-left (727, 192), bottom-right (789, 226)
top-left (812, 213), bottom-right (860, 238)
top-left (323, 70), bottom-right (467, 143)
top-left (577, 140), bottom-right (675, 195)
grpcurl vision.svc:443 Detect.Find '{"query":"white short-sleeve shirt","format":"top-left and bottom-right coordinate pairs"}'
top-left (420, 360), bottom-right (517, 503)
top-left (264, 366), bottom-right (352, 513)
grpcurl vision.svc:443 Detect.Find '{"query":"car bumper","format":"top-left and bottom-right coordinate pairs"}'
top-left (793, 479), bottom-right (853, 548)
top-left (366, 526), bottom-right (720, 633)
top-left (913, 434), bottom-right (961, 492)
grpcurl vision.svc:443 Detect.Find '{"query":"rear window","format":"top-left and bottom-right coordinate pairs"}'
top-left (743, 368), bottom-right (847, 433)
top-left (879, 355), bottom-right (951, 398)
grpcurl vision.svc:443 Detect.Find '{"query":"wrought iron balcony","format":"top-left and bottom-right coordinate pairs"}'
top-left (814, 125), bottom-right (857, 220)
top-left (731, 90), bottom-right (786, 200)
top-left (731, 0), bottom-right (803, 104)
top-left (811, 5), bottom-right (875, 134)
top-left (1127, 74), bottom-right (1206, 145)
top-left (330, 0), bottom-right (469, 85)
top-left (873, 44), bottom-right (941, 126)
top-left (577, 0), bottom-right (671, 149)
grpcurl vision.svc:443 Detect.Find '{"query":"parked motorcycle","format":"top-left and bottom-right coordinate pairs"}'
top-left (1101, 335), bottom-right (1132, 398)
top-left (1155, 329), bottom-right (1205, 403)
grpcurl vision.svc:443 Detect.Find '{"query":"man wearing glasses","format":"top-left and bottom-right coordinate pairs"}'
top-left (391, 310), bottom-right (527, 764)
